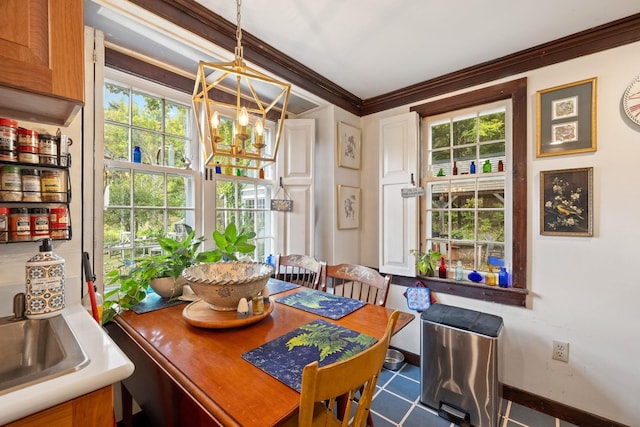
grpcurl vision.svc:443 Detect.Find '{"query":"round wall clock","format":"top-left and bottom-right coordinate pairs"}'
top-left (623, 74), bottom-right (640, 126)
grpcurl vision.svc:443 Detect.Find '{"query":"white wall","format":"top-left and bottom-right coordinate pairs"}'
top-left (302, 105), bottom-right (362, 265)
top-left (361, 41), bottom-right (640, 426)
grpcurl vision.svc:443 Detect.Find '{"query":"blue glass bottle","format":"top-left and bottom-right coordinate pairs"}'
top-left (133, 146), bottom-right (141, 163)
top-left (499, 267), bottom-right (509, 287)
top-left (470, 161), bottom-right (476, 174)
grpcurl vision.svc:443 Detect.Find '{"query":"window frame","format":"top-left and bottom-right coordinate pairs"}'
top-left (410, 78), bottom-right (528, 306)
top-left (101, 69), bottom-right (201, 279)
top-left (424, 100), bottom-right (510, 274)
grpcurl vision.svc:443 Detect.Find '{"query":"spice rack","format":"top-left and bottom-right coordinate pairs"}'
top-left (0, 154), bottom-right (72, 243)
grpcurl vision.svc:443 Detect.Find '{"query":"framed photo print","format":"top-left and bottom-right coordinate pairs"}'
top-left (337, 122), bottom-right (361, 169)
top-left (540, 167), bottom-right (593, 237)
top-left (337, 185), bottom-right (360, 229)
top-left (536, 77), bottom-right (597, 158)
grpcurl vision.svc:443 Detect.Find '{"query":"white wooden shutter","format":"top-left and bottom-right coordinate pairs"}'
top-left (276, 119), bottom-right (315, 256)
top-left (379, 112), bottom-right (419, 276)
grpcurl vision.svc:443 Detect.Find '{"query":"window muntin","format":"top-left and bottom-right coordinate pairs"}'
top-left (424, 101), bottom-right (510, 274)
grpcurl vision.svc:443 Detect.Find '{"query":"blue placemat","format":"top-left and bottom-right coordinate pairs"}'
top-left (242, 319), bottom-right (377, 392)
top-left (267, 277), bottom-right (299, 295)
top-left (131, 292), bottom-right (186, 314)
top-left (275, 288), bottom-right (366, 320)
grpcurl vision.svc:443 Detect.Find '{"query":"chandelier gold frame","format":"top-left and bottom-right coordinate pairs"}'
top-left (192, 0), bottom-right (291, 171)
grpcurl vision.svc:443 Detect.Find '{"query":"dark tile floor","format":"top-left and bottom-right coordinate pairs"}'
top-left (371, 362), bottom-right (579, 427)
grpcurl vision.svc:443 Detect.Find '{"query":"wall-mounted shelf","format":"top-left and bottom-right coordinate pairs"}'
top-left (0, 155), bottom-right (73, 243)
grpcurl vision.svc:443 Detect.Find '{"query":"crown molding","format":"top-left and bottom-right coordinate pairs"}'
top-left (123, 2), bottom-right (640, 117)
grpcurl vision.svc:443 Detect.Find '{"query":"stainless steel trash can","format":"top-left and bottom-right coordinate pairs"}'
top-left (420, 304), bottom-right (503, 427)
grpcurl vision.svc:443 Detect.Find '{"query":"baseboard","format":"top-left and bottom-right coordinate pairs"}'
top-left (392, 348), bottom-right (629, 427)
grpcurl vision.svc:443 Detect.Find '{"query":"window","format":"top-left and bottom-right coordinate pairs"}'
top-left (411, 79), bottom-right (527, 304)
top-left (102, 76), bottom-right (198, 274)
top-left (425, 101), bottom-right (509, 274)
top-left (213, 177), bottom-right (274, 262)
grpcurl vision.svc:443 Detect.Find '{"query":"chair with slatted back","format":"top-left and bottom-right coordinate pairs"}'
top-left (324, 264), bottom-right (391, 307)
top-left (275, 254), bottom-right (325, 290)
top-left (282, 311), bottom-right (399, 427)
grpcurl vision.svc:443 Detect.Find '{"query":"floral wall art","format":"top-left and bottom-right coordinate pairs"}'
top-left (337, 122), bottom-right (361, 169)
top-left (540, 167), bottom-right (593, 236)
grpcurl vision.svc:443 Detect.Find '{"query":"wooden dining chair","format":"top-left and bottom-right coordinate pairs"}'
top-left (282, 311), bottom-right (400, 427)
top-left (324, 264), bottom-right (392, 307)
top-left (275, 254), bottom-right (325, 290)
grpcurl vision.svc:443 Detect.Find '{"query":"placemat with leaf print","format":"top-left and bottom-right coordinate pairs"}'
top-left (131, 292), bottom-right (186, 314)
top-left (241, 319), bottom-right (377, 392)
top-left (275, 288), bottom-right (366, 319)
top-left (267, 277), bottom-right (299, 295)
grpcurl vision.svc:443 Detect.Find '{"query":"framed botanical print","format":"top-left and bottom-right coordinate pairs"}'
top-left (337, 122), bottom-right (361, 169)
top-left (536, 77), bottom-right (597, 157)
top-left (337, 185), bottom-right (360, 229)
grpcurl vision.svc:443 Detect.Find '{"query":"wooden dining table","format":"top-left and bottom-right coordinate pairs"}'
top-left (109, 281), bottom-right (413, 427)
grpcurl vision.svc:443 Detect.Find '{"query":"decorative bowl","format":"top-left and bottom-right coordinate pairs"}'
top-left (183, 261), bottom-right (273, 311)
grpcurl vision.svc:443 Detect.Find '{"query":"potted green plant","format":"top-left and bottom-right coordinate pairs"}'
top-left (103, 223), bottom-right (257, 323)
top-left (410, 248), bottom-right (442, 277)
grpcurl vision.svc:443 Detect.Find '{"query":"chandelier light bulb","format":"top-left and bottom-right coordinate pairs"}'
top-left (239, 107), bottom-right (249, 126)
top-left (210, 111), bottom-right (220, 129)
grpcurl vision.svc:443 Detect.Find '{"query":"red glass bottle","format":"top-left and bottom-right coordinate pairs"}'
top-left (438, 257), bottom-right (447, 278)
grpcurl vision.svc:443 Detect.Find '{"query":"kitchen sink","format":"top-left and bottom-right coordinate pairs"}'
top-left (0, 314), bottom-right (89, 396)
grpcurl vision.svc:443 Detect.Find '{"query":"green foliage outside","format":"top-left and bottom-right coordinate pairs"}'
top-left (103, 83), bottom-right (194, 271)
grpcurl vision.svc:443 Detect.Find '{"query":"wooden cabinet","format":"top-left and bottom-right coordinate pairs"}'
top-left (3, 386), bottom-right (113, 427)
top-left (0, 0), bottom-right (84, 126)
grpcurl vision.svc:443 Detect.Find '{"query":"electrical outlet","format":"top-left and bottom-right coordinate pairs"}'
top-left (552, 340), bottom-right (569, 362)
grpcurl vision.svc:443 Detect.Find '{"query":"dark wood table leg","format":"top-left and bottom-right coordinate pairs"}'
top-left (121, 382), bottom-right (133, 427)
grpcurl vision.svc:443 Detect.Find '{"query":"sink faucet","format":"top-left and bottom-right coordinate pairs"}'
top-left (12, 293), bottom-right (25, 320)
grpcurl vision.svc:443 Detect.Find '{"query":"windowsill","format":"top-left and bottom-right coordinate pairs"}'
top-left (391, 274), bottom-right (528, 307)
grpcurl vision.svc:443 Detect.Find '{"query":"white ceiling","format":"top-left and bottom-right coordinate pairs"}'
top-left (87, 0), bottom-right (640, 102)
top-left (195, 0), bottom-right (640, 99)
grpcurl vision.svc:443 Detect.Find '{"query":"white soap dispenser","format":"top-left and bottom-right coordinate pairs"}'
top-left (25, 238), bottom-right (65, 318)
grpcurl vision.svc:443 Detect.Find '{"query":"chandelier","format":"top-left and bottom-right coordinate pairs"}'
top-left (193, 0), bottom-right (291, 171)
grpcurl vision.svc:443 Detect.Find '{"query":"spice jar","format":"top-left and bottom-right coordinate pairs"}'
top-left (21, 169), bottom-right (42, 202)
top-left (38, 133), bottom-right (58, 165)
top-left (9, 207), bottom-right (31, 241)
top-left (41, 170), bottom-right (63, 202)
top-left (18, 128), bottom-right (39, 164)
top-left (50, 207), bottom-right (69, 240)
top-left (30, 207), bottom-right (50, 240)
top-left (0, 117), bottom-right (18, 162)
top-left (0, 207), bottom-right (8, 242)
top-left (0, 165), bottom-right (22, 201)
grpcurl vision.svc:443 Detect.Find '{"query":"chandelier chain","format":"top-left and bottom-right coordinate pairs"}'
top-left (235, 0), bottom-right (243, 61)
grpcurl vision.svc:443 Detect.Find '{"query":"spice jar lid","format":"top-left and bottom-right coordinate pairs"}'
top-left (29, 207), bottom-right (49, 214)
top-left (38, 133), bottom-right (57, 142)
top-left (21, 168), bottom-right (41, 176)
top-left (18, 128), bottom-right (38, 137)
top-left (0, 207), bottom-right (9, 214)
top-left (0, 118), bottom-right (18, 127)
top-left (1, 165), bottom-right (20, 173)
top-left (9, 207), bottom-right (29, 214)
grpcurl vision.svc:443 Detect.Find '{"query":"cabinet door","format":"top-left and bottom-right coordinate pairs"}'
top-left (0, 0), bottom-right (83, 125)
top-left (379, 112), bottom-right (419, 276)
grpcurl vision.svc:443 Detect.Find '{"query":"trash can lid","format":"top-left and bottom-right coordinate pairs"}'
top-left (421, 303), bottom-right (503, 337)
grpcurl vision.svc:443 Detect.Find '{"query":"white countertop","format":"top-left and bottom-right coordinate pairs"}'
top-left (0, 304), bottom-right (135, 425)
